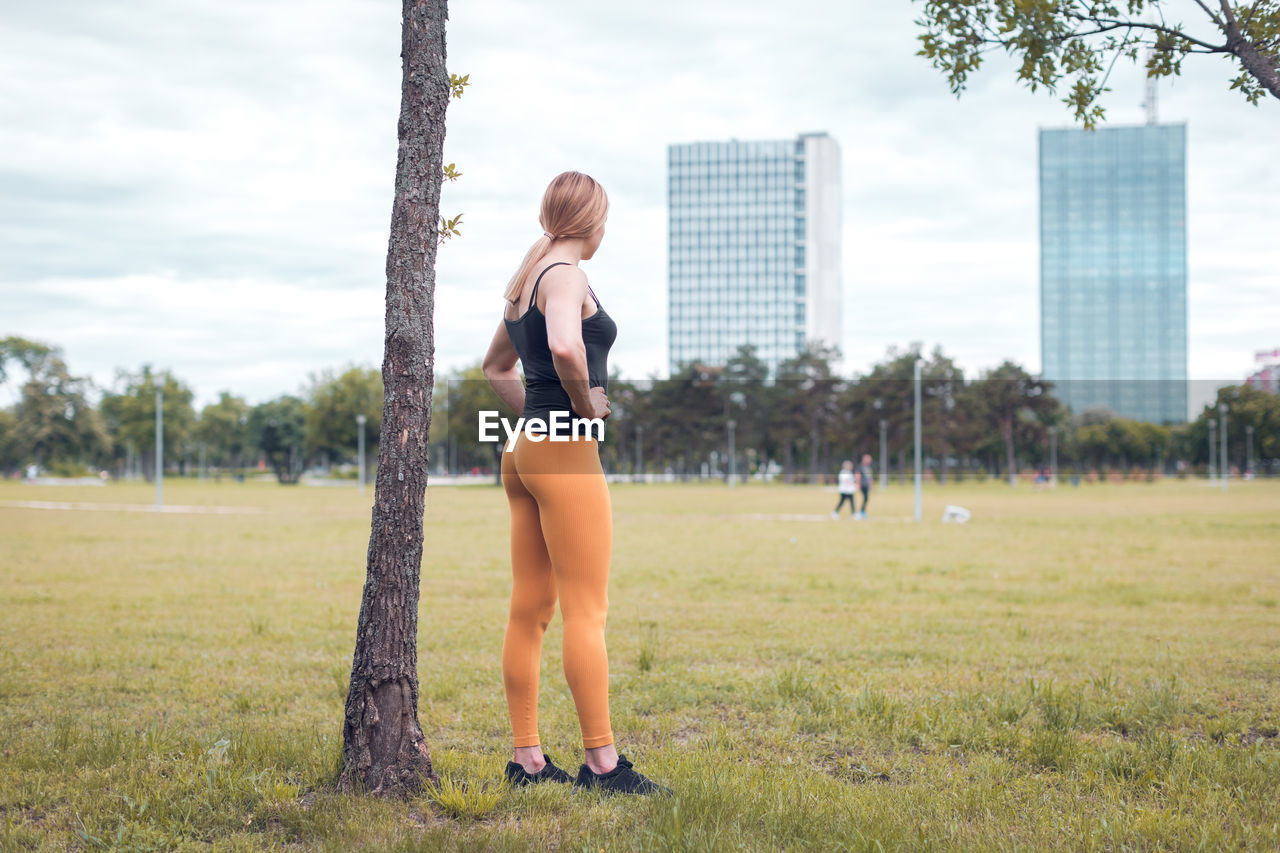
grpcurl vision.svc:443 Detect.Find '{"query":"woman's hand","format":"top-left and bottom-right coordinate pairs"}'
top-left (586, 386), bottom-right (611, 420)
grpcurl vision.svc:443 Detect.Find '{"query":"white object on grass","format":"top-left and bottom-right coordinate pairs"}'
top-left (941, 505), bottom-right (971, 524)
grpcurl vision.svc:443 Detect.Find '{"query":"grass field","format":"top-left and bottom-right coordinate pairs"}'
top-left (1, 477), bottom-right (1278, 851)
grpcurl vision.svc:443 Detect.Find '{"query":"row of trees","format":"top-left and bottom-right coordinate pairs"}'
top-left (0, 336), bottom-right (381, 484)
top-left (4, 336), bottom-right (1277, 484)
top-left (438, 343), bottom-right (1280, 483)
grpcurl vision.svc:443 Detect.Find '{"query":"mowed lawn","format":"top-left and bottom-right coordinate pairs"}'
top-left (1, 477), bottom-right (1278, 851)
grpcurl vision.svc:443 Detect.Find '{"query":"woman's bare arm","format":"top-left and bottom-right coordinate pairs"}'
top-left (482, 319), bottom-right (525, 413)
top-left (542, 267), bottom-right (606, 418)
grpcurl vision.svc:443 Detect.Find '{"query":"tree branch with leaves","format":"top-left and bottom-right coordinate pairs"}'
top-left (915, 0), bottom-right (1280, 126)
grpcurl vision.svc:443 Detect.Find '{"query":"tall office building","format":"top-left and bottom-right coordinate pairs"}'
top-left (1039, 123), bottom-right (1188, 423)
top-left (668, 132), bottom-right (842, 374)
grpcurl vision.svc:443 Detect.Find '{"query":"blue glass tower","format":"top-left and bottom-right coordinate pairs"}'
top-left (668, 133), bottom-right (842, 374)
top-left (1039, 123), bottom-right (1188, 424)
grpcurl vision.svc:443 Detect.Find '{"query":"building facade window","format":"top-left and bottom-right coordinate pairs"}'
top-left (1039, 123), bottom-right (1188, 424)
top-left (668, 134), bottom-right (842, 375)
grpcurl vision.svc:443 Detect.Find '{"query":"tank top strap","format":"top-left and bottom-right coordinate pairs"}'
top-left (586, 284), bottom-right (602, 310)
top-left (527, 261), bottom-right (571, 313)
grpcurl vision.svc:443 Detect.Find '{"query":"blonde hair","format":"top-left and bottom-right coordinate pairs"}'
top-left (503, 171), bottom-right (609, 303)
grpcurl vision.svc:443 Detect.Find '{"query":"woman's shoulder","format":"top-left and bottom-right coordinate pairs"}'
top-left (539, 261), bottom-right (587, 287)
top-left (535, 262), bottom-right (589, 306)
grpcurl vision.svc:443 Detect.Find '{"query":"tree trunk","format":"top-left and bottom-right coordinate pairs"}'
top-left (339, 0), bottom-right (449, 797)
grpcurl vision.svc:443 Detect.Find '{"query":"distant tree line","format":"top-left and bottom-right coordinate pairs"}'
top-left (3, 335), bottom-right (1277, 484)
top-left (0, 336), bottom-right (381, 484)
top-left (436, 342), bottom-right (1280, 484)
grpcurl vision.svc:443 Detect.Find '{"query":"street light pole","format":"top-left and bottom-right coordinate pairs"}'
top-left (879, 419), bottom-right (888, 491)
top-left (155, 388), bottom-right (164, 507)
top-left (635, 425), bottom-right (643, 483)
top-left (913, 358), bottom-right (922, 522)
top-left (873, 397), bottom-right (887, 490)
top-left (1048, 425), bottom-right (1058, 488)
top-left (1219, 403), bottom-right (1228, 493)
top-left (355, 412), bottom-right (366, 491)
top-left (445, 381), bottom-right (452, 477)
top-left (1246, 424), bottom-right (1254, 478)
top-left (727, 419), bottom-right (736, 488)
top-left (1208, 418), bottom-right (1217, 484)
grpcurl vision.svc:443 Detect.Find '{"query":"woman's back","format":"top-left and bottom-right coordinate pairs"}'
top-left (503, 261), bottom-right (617, 423)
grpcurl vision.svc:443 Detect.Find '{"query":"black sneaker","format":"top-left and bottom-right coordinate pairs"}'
top-left (573, 754), bottom-right (671, 796)
top-left (504, 752), bottom-right (572, 787)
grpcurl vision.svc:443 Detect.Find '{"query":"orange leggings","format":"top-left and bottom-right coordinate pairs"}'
top-left (500, 432), bottom-right (613, 749)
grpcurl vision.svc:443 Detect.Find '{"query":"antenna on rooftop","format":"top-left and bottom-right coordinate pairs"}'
top-left (1141, 48), bottom-right (1158, 124)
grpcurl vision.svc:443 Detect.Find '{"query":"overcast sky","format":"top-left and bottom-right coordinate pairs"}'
top-left (3, 0), bottom-right (1277, 413)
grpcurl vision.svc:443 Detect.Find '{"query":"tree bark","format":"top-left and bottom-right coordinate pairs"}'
top-left (339, 0), bottom-right (448, 797)
top-left (1219, 0), bottom-right (1280, 100)
top-left (1229, 28), bottom-right (1280, 100)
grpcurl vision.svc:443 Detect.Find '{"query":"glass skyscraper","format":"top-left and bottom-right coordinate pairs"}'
top-left (668, 133), bottom-right (842, 374)
top-left (1039, 123), bottom-right (1188, 424)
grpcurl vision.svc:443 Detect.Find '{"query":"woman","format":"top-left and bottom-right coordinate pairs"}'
top-left (482, 171), bottom-right (666, 795)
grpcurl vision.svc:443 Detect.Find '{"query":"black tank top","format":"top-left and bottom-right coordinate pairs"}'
top-left (504, 262), bottom-right (618, 432)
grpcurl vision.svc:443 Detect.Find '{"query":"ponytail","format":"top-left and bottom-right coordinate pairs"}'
top-left (503, 234), bottom-right (553, 303)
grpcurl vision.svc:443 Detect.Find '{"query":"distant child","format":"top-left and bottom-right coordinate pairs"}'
top-left (1034, 467), bottom-right (1049, 490)
top-left (856, 453), bottom-right (874, 519)
top-left (832, 460), bottom-right (857, 519)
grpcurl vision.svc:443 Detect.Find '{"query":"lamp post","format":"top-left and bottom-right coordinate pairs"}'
top-left (634, 424), bottom-right (643, 483)
top-left (1218, 403), bottom-right (1228, 493)
top-left (809, 419), bottom-right (820, 484)
top-left (155, 388), bottom-right (164, 507)
top-left (725, 389), bottom-right (745, 488)
top-left (444, 380), bottom-right (453, 477)
top-left (1246, 424), bottom-right (1255, 479)
top-left (913, 358), bottom-right (922, 522)
top-left (1208, 418), bottom-right (1217, 484)
top-left (356, 413), bottom-right (367, 493)
top-left (942, 391), bottom-right (955, 485)
top-left (727, 419), bottom-right (737, 488)
top-left (1048, 425), bottom-right (1058, 488)
top-left (875, 397), bottom-right (887, 491)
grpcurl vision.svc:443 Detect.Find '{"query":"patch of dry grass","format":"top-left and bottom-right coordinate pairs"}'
top-left (1, 477), bottom-right (1277, 850)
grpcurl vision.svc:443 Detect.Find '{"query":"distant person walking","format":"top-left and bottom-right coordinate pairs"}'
top-left (481, 171), bottom-right (666, 796)
top-left (856, 453), bottom-right (874, 519)
top-left (832, 460), bottom-right (857, 519)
